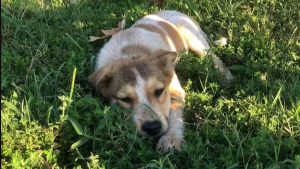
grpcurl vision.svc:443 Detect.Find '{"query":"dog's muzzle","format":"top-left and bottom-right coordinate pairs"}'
top-left (142, 120), bottom-right (162, 136)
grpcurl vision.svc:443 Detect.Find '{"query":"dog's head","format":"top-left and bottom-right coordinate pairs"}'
top-left (89, 50), bottom-right (177, 137)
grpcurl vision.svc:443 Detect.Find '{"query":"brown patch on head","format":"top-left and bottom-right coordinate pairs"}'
top-left (132, 49), bottom-right (177, 88)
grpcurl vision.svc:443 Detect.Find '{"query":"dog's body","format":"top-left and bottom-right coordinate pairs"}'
top-left (89, 10), bottom-right (233, 152)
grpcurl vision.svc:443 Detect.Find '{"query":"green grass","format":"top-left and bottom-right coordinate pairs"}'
top-left (1, 0), bottom-right (299, 168)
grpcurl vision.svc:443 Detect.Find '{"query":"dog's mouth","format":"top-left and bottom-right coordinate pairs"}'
top-left (147, 128), bottom-right (167, 137)
top-left (154, 130), bottom-right (167, 138)
top-left (140, 131), bottom-right (165, 142)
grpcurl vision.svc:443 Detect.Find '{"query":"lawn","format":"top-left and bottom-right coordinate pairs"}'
top-left (1, 0), bottom-right (299, 168)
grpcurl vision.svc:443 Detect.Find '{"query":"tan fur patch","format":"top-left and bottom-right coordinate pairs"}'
top-left (133, 23), bottom-right (168, 45)
top-left (145, 77), bottom-right (170, 117)
top-left (121, 44), bottom-right (152, 56)
top-left (156, 21), bottom-right (186, 52)
top-left (168, 74), bottom-right (186, 111)
top-left (133, 21), bottom-right (186, 53)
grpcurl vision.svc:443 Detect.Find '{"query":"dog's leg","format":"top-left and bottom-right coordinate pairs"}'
top-left (156, 74), bottom-right (186, 152)
top-left (156, 107), bottom-right (185, 152)
top-left (154, 11), bottom-right (233, 82)
top-left (177, 23), bottom-right (234, 82)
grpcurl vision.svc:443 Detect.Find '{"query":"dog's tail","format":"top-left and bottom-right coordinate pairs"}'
top-left (200, 34), bottom-right (233, 83)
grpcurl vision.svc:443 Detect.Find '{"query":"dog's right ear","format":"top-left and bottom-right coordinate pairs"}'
top-left (88, 64), bottom-right (114, 97)
top-left (152, 49), bottom-right (178, 68)
top-left (152, 49), bottom-right (178, 81)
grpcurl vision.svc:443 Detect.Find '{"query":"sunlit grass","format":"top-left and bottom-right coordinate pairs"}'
top-left (1, 0), bottom-right (299, 168)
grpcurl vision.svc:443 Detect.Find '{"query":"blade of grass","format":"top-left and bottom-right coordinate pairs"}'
top-left (183, 0), bottom-right (200, 19)
top-left (71, 137), bottom-right (90, 149)
top-left (69, 67), bottom-right (77, 100)
top-left (54, 62), bottom-right (65, 90)
top-left (67, 115), bottom-right (83, 135)
top-left (296, 104), bottom-right (300, 122)
top-left (272, 85), bottom-right (283, 107)
top-left (1, 100), bottom-right (21, 115)
top-left (47, 106), bottom-right (53, 125)
top-left (65, 33), bottom-right (83, 52)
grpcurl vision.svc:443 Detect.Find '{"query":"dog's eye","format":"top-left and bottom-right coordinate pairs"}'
top-left (118, 97), bottom-right (132, 103)
top-left (154, 88), bottom-right (165, 98)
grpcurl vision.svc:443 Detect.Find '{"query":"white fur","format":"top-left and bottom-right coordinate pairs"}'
top-left (133, 69), bottom-right (148, 105)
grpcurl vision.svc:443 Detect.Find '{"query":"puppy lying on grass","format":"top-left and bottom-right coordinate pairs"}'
top-left (89, 10), bottom-right (233, 152)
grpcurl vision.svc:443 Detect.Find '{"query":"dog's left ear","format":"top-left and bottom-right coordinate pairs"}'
top-left (88, 64), bottom-right (114, 97)
top-left (152, 49), bottom-right (178, 68)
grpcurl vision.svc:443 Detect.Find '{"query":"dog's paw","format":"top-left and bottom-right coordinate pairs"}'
top-left (156, 135), bottom-right (186, 152)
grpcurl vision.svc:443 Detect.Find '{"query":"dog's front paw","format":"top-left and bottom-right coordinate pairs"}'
top-left (156, 135), bottom-right (186, 152)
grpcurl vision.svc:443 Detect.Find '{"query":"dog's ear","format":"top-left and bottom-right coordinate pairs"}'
top-left (153, 49), bottom-right (178, 68)
top-left (153, 49), bottom-right (178, 79)
top-left (88, 64), bottom-right (114, 97)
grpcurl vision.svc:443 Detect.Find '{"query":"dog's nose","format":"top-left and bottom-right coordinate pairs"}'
top-left (142, 120), bottom-right (162, 136)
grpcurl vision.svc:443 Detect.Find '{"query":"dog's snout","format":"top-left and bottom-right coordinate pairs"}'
top-left (142, 120), bottom-right (162, 136)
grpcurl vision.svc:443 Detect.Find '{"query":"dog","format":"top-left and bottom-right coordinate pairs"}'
top-left (89, 10), bottom-right (234, 152)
